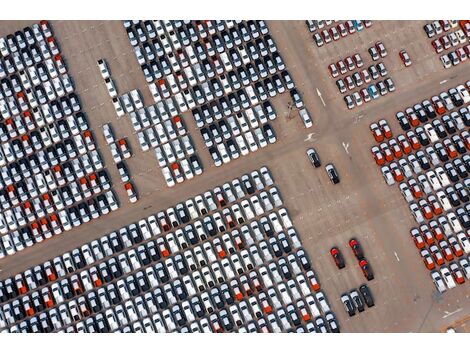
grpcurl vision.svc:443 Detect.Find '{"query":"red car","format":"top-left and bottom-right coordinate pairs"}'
top-left (330, 247), bottom-right (345, 269)
top-left (431, 96), bottom-right (446, 115)
top-left (399, 49), bottom-right (412, 67)
top-left (419, 199), bottom-right (433, 220)
top-left (421, 227), bottom-right (435, 245)
top-left (428, 195), bottom-right (443, 215)
top-left (408, 179), bottom-right (423, 198)
top-left (328, 63), bottom-right (339, 78)
top-left (370, 123), bottom-right (384, 142)
top-left (405, 108), bottom-right (420, 127)
top-left (397, 135), bottom-right (412, 154)
top-left (439, 241), bottom-right (454, 262)
top-left (390, 163), bottom-right (404, 182)
top-left (378, 119), bottom-right (392, 139)
top-left (420, 249), bottom-right (436, 270)
top-left (430, 245), bottom-right (445, 266)
top-left (388, 139), bottom-right (403, 158)
top-left (410, 228), bottom-right (425, 249)
top-left (371, 146), bottom-right (385, 166)
top-left (379, 143), bottom-right (394, 162)
top-left (450, 263), bottom-right (465, 284)
top-left (359, 259), bottom-right (374, 281)
top-left (406, 131), bottom-right (421, 150)
top-left (349, 238), bottom-right (364, 259)
top-left (431, 226), bottom-right (445, 241)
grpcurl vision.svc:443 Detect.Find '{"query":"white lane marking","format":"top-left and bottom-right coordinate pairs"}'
top-left (440, 79), bottom-right (448, 85)
top-left (316, 88), bottom-right (326, 107)
top-left (442, 308), bottom-right (462, 319)
top-left (304, 133), bottom-right (315, 142)
top-left (394, 252), bottom-right (400, 262)
top-left (342, 142), bottom-right (350, 155)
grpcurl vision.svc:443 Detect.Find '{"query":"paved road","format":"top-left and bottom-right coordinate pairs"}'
top-left (0, 20), bottom-right (469, 332)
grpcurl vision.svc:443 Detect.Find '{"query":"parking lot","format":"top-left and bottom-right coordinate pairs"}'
top-left (0, 20), bottom-right (469, 332)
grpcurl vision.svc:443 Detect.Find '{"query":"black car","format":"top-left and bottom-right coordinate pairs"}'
top-left (307, 148), bottom-right (321, 168)
top-left (396, 113), bottom-right (410, 131)
top-left (325, 163), bottom-right (340, 184)
top-left (359, 284), bottom-right (375, 307)
top-left (350, 290), bottom-right (365, 312)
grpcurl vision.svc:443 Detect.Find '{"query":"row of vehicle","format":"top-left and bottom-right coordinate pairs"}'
top-left (431, 258), bottom-right (470, 292)
top-left (335, 62), bottom-right (388, 93)
top-left (412, 223), bottom-right (470, 251)
top-left (395, 83), bottom-right (470, 132)
top-left (207, 125), bottom-right (276, 167)
top-left (328, 53), bottom-right (365, 78)
top-left (6, 289), bottom-right (335, 332)
top-left (111, 89), bottom-right (143, 117)
top-left (441, 47), bottom-right (469, 68)
top-left (145, 46), bottom-right (287, 109)
top-left (423, 20), bottom-right (462, 38)
top-left (126, 20), bottom-right (270, 56)
top-left (194, 99), bottom-right (276, 130)
top-left (373, 129), bottom-right (469, 166)
top-left (0, 167), bottom-right (277, 297)
top-left (96, 59), bottom-right (119, 99)
top-left (0, 189), bottom-right (118, 258)
top-left (0, 21), bottom-right (116, 257)
top-left (0, 139), bottom-right (109, 217)
top-left (150, 65), bottom-right (294, 117)
top-left (311, 21), bottom-right (372, 47)
top-left (401, 174), bottom-right (470, 209)
top-left (0, 226), bottom-right (313, 330)
top-left (381, 151), bottom-right (470, 188)
top-left (1, 100), bottom-right (88, 151)
top-left (344, 78), bottom-right (395, 109)
top-left (1, 167), bottom-right (332, 332)
top-left (330, 239), bottom-right (374, 280)
top-left (432, 31), bottom-right (468, 53)
top-left (415, 234), bottom-right (470, 271)
top-left (340, 284), bottom-right (374, 317)
top-left (0, 118), bottom-right (94, 170)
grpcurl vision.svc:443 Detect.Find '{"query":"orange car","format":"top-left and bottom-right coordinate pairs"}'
top-left (378, 119), bottom-right (393, 139)
top-left (371, 146), bottom-right (385, 165)
top-left (370, 123), bottom-right (384, 142)
top-left (420, 249), bottom-right (436, 270)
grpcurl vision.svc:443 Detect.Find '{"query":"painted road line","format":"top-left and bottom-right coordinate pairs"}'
top-left (316, 88), bottom-right (326, 107)
top-left (394, 251), bottom-right (400, 262)
top-left (442, 308), bottom-right (463, 319)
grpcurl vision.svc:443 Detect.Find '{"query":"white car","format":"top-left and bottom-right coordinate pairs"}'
top-left (112, 97), bottom-right (125, 117)
top-left (97, 59), bottom-right (110, 79)
top-left (381, 165), bottom-right (395, 185)
top-left (440, 266), bottom-right (456, 289)
top-left (162, 166), bottom-right (175, 187)
top-left (431, 271), bottom-right (446, 293)
top-left (456, 84), bottom-right (470, 103)
top-left (102, 123), bottom-right (115, 144)
top-left (101, 78), bottom-right (116, 100)
top-left (299, 108), bottom-right (313, 128)
top-left (130, 89), bottom-right (144, 110)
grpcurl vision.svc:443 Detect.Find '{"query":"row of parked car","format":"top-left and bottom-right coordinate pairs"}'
top-left (423, 20), bottom-right (465, 39)
top-left (0, 166), bottom-right (336, 332)
top-left (308, 20), bottom-right (372, 47)
top-left (440, 46), bottom-right (469, 69)
top-left (422, 20), bottom-right (470, 69)
top-left (368, 82), bottom-right (470, 292)
top-left (393, 83), bottom-right (470, 132)
top-left (125, 20), bottom-right (311, 168)
top-left (340, 284), bottom-right (374, 317)
top-left (0, 21), bottom-right (118, 257)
